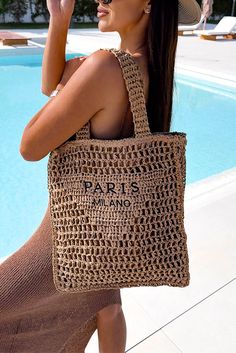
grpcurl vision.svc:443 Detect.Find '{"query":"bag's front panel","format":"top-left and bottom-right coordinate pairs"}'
top-left (47, 47), bottom-right (190, 293)
top-left (48, 136), bottom-right (190, 293)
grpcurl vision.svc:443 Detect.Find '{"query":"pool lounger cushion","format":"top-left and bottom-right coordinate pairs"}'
top-left (0, 31), bottom-right (31, 46)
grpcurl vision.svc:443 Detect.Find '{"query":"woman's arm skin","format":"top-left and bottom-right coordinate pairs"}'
top-left (41, 0), bottom-right (75, 96)
top-left (55, 55), bottom-right (88, 92)
top-left (41, 19), bottom-right (70, 96)
top-left (19, 50), bottom-right (120, 161)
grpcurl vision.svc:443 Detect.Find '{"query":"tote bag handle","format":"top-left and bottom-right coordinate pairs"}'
top-left (75, 48), bottom-right (152, 141)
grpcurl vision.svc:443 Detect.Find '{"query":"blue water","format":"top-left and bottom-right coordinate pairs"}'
top-left (172, 74), bottom-right (236, 182)
top-left (0, 53), bottom-right (236, 258)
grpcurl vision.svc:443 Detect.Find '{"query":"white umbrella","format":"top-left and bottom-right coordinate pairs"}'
top-left (202, 0), bottom-right (214, 30)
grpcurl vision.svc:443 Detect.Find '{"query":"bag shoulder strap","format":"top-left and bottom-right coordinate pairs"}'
top-left (75, 47), bottom-right (151, 140)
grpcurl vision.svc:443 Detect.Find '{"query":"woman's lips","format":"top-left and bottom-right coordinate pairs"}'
top-left (97, 11), bottom-right (109, 18)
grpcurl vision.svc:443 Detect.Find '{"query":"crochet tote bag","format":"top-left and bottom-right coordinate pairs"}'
top-left (47, 47), bottom-right (190, 293)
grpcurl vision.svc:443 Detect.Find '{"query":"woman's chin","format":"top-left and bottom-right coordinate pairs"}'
top-left (98, 23), bottom-right (110, 32)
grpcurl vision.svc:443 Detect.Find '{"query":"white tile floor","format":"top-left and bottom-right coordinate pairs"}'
top-left (1, 25), bottom-right (236, 353)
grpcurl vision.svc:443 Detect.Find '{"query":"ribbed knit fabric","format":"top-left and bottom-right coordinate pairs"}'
top-left (0, 200), bottom-right (122, 352)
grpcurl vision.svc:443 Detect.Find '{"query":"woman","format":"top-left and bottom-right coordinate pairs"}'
top-left (0, 0), bottom-right (201, 352)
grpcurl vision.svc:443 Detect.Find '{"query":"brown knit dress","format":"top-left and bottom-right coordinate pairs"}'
top-left (0, 199), bottom-right (122, 353)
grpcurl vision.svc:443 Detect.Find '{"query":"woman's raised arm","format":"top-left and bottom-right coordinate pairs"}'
top-left (41, 0), bottom-right (75, 96)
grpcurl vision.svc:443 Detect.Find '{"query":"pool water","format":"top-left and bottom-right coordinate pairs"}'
top-left (172, 74), bottom-right (236, 182)
top-left (0, 53), bottom-right (236, 259)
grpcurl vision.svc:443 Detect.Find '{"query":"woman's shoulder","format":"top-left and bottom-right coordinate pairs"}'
top-left (84, 49), bottom-right (128, 95)
top-left (86, 48), bottom-right (121, 69)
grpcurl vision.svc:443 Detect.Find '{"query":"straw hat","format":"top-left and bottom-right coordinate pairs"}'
top-left (178, 0), bottom-right (202, 25)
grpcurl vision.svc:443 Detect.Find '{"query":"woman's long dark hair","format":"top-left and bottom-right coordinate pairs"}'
top-left (146, 0), bottom-right (179, 133)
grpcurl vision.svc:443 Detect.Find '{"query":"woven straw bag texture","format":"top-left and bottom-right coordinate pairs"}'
top-left (47, 47), bottom-right (190, 293)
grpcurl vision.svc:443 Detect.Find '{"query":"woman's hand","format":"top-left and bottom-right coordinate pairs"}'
top-left (55, 56), bottom-right (88, 90)
top-left (46, 0), bottom-right (75, 22)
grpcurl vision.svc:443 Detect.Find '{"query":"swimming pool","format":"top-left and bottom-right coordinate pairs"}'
top-left (0, 53), bottom-right (236, 259)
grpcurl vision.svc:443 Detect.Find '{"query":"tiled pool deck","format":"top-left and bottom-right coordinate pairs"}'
top-left (1, 25), bottom-right (236, 353)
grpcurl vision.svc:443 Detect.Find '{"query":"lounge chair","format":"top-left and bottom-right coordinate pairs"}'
top-left (193, 16), bottom-right (236, 41)
top-left (0, 31), bottom-right (31, 46)
top-left (178, 14), bottom-right (206, 36)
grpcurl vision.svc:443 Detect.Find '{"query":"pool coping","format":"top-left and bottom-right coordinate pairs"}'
top-left (175, 64), bottom-right (236, 90)
top-left (185, 166), bottom-right (236, 213)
